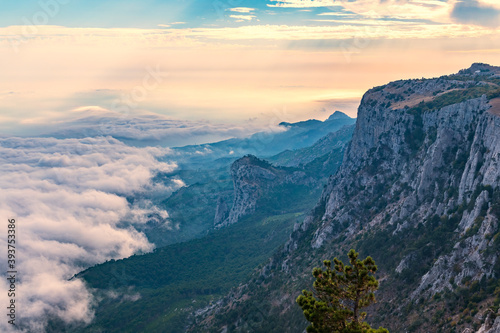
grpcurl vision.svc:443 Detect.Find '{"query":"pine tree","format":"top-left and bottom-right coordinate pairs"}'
top-left (296, 249), bottom-right (389, 333)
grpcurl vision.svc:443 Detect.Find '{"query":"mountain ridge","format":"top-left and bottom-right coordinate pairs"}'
top-left (172, 111), bottom-right (355, 169)
top-left (215, 155), bottom-right (317, 228)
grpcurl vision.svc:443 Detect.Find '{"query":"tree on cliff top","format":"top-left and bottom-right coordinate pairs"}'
top-left (296, 249), bottom-right (389, 333)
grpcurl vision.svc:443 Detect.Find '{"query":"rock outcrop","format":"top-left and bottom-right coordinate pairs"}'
top-left (215, 155), bottom-right (317, 228)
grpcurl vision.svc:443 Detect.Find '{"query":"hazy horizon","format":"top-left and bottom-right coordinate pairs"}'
top-left (1, 0), bottom-right (500, 139)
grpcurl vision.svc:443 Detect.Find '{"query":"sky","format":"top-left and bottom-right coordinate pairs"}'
top-left (0, 0), bottom-right (500, 139)
top-left (1, 1), bottom-right (500, 331)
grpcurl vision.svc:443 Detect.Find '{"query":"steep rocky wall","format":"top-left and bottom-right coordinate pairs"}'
top-left (291, 79), bottom-right (500, 332)
top-left (216, 155), bottom-right (316, 228)
top-left (311, 94), bottom-right (500, 290)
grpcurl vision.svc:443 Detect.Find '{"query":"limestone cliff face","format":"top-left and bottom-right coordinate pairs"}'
top-left (410, 109), bottom-right (500, 300)
top-left (478, 312), bottom-right (500, 333)
top-left (312, 93), bottom-right (500, 297)
top-left (215, 155), bottom-right (316, 228)
top-left (316, 96), bottom-right (495, 240)
top-left (213, 196), bottom-right (230, 226)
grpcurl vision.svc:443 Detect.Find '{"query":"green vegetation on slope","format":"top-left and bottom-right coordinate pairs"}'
top-left (407, 85), bottom-right (500, 115)
top-left (68, 178), bottom-right (323, 333)
top-left (73, 211), bottom-right (300, 333)
top-left (149, 172), bottom-right (233, 247)
top-left (297, 250), bottom-right (389, 333)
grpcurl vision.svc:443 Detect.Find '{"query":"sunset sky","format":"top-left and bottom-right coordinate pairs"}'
top-left (1, 0), bottom-right (500, 137)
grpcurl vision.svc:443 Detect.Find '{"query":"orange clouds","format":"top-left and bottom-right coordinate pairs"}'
top-left (0, 24), bottom-right (499, 130)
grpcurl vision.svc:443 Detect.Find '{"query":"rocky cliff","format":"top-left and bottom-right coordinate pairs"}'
top-left (215, 155), bottom-right (317, 228)
top-left (193, 64), bottom-right (500, 333)
top-left (216, 123), bottom-right (355, 228)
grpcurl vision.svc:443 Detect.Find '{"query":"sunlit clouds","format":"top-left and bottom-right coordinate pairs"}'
top-left (267, 0), bottom-right (338, 8)
top-left (0, 136), bottom-right (181, 331)
top-left (1, 19), bottom-right (499, 134)
top-left (0, 0), bottom-right (499, 136)
top-left (229, 7), bottom-right (257, 13)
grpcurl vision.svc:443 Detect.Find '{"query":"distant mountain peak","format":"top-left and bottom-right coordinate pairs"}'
top-left (326, 111), bottom-right (351, 121)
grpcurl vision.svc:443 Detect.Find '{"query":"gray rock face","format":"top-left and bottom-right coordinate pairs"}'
top-left (477, 310), bottom-right (500, 333)
top-left (307, 74), bottom-right (500, 302)
top-left (222, 157), bottom-right (274, 227)
top-left (395, 252), bottom-right (417, 273)
top-left (215, 155), bottom-right (316, 228)
top-left (411, 109), bottom-right (500, 300)
top-left (214, 196), bottom-right (230, 226)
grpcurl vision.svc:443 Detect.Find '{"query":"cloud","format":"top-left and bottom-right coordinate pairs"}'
top-left (451, 0), bottom-right (500, 28)
top-left (32, 107), bottom-right (264, 147)
top-left (0, 4), bottom-right (497, 48)
top-left (71, 105), bottom-right (110, 113)
top-left (179, 23), bottom-right (492, 41)
top-left (228, 7), bottom-right (256, 22)
top-left (158, 22), bottom-right (186, 28)
top-left (269, 0), bottom-right (459, 25)
top-left (0, 136), bottom-right (182, 332)
top-left (317, 12), bottom-right (358, 17)
top-left (333, 0), bottom-right (453, 22)
top-left (1, 14), bottom-right (495, 47)
top-left (267, 0), bottom-right (337, 8)
top-left (230, 14), bottom-right (257, 22)
top-left (229, 7), bottom-right (255, 13)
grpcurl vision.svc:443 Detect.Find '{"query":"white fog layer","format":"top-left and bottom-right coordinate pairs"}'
top-left (0, 136), bottom-right (180, 332)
